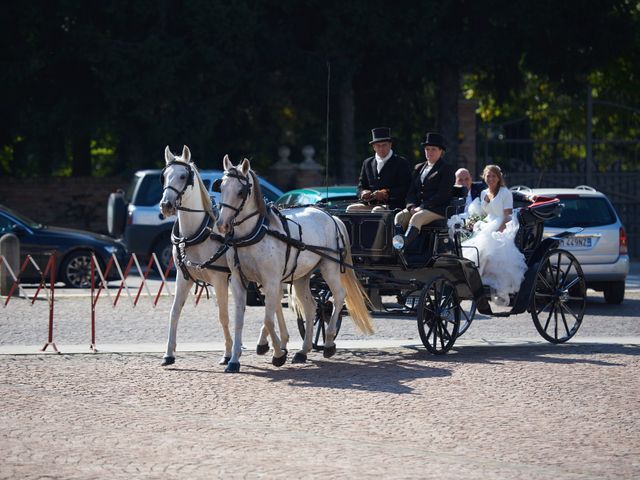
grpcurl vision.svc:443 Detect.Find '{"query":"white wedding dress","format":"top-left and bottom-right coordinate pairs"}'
top-left (460, 186), bottom-right (527, 305)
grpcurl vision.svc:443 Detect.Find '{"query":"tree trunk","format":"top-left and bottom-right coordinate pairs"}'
top-left (438, 61), bottom-right (460, 166)
top-left (337, 64), bottom-right (357, 183)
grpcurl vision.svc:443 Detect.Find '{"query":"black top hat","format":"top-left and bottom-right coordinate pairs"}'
top-left (369, 127), bottom-right (393, 144)
top-left (421, 132), bottom-right (446, 150)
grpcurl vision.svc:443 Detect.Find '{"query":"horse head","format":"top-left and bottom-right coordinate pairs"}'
top-left (216, 155), bottom-right (259, 235)
top-left (160, 145), bottom-right (194, 217)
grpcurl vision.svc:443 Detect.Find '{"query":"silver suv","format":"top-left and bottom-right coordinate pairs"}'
top-left (512, 185), bottom-right (629, 304)
top-left (108, 169), bottom-right (283, 271)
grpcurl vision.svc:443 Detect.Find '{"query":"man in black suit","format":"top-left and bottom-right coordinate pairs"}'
top-left (346, 127), bottom-right (412, 212)
top-left (455, 167), bottom-right (485, 212)
top-left (393, 132), bottom-right (455, 249)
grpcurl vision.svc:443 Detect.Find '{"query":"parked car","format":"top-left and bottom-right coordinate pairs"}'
top-left (0, 204), bottom-right (128, 288)
top-left (512, 185), bottom-right (629, 304)
top-left (275, 186), bottom-right (358, 208)
top-left (108, 169), bottom-right (283, 271)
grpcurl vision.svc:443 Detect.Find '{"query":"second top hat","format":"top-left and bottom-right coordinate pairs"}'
top-left (421, 132), bottom-right (446, 150)
top-left (369, 127), bottom-right (393, 144)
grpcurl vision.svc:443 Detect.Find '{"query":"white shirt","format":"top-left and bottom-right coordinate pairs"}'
top-left (375, 149), bottom-right (393, 174)
top-left (420, 162), bottom-right (435, 182)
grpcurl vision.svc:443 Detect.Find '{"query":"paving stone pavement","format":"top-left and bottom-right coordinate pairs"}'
top-left (1, 278), bottom-right (639, 479)
top-left (1, 343), bottom-right (639, 480)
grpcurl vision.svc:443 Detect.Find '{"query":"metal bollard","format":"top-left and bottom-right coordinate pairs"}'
top-left (0, 233), bottom-right (20, 295)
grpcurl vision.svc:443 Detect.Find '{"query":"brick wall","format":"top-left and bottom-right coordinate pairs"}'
top-left (0, 177), bottom-right (129, 234)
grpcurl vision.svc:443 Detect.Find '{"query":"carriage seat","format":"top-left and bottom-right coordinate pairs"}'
top-left (403, 185), bottom-right (467, 262)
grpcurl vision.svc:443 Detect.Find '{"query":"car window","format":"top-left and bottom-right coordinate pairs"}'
top-left (0, 208), bottom-right (40, 229)
top-left (260, 184), bottom-right (280, 203)
top-left (544, 197), bottom-right (617, 228)
top-left (133, 174), bottom-right (163, 206)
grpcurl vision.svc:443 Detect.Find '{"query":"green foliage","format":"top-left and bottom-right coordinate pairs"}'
top-left (0, 0), bottom-right (638, 177)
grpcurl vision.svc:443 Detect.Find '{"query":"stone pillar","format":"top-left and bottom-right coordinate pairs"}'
top-left (296, 145), bottom-right (324, 188)
top-left (267, 146), bottom-right (297, 191)
top-left (458, 99), bottom-right (479, 177)
top-left (0, 234), bottom-right (20, 295)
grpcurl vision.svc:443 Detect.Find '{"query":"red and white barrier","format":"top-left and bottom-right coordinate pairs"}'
top-left (1, 252), bottom-right (209, 353)
top-left (0, 253), bottom-right (58, 352)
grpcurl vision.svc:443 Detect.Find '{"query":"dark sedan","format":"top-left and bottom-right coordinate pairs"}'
top-left (0, 204), bottom-right (127, 288)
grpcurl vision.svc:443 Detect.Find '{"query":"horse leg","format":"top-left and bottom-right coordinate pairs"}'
top-left (291, 276), bottom-right (315, 364)
top-left (276, 301), bottom-right (289, 353)
top-left (211, 273), bottom-right (232, 365)
top-left (261, 282), bottom-right (287, 367)
top-left (225, 275), bottom-right (246, 373)
top-left (319, 265), bottom-right (346, 359)
top-left (162, 274), bottom-right (193, 366)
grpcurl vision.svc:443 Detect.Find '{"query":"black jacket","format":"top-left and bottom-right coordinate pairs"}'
top-left (356, 153), bottom-right (412, 209)
top-left (406, 159), bottom-right (456, 216)
top-left (469, 181), bottom-right (485, 200)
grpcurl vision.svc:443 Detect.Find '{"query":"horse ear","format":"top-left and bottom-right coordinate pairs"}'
top-left (223, 154), bottom-right (232, 171)
top-left (164, 146), bottom-right (174, 164)
top-left (240, 158), bottom-right (250, 175)
top-left (182, 145), bottom-right (191, 163)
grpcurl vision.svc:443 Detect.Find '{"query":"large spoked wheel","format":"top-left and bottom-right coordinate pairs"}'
top-left (457, 299), bottom-right (477, 337)
top-left (296, 287), bottom-right (342, 351)
top-left (530, 249), bottom-right (586, 343)
top-left (417, 276), bottom-right (460, 354)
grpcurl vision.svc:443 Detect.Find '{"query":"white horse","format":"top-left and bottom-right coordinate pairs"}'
top-left (159, 146), bottom-right (288, 367)
top-left (216, 156), bottom-right (374, 373)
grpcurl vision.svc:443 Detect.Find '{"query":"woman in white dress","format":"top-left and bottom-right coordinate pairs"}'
top-left (462, 165), bottom-right (527, 305)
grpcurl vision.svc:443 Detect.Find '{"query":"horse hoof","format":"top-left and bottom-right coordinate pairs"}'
top-left (218, 356), bottom-right (231, 365)
top-left (161, 356), bottom-right (175, 366)
top-left (224, 362), bottom-right (241, 373)
top-left (256, 343), bottom-right (270, 355)
top-left (292, 352), bottom-right (307, 364)
top-left (272, 350), bottom-right (288, 367)
top-left (323, 345), bottom-right (337, 358)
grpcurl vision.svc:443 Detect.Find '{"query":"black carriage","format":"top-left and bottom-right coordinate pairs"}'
top-left (295, 188), bottom-right (587, 354)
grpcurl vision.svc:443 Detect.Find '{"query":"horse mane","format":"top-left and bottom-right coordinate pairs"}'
top-left (192, 165), bottom-right (215, 219)
top-left (249, 169), bottom-right (268, 218)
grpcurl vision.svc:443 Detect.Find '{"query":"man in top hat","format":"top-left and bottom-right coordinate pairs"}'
top-left (393, 132), bottom-right (455, 250)
top-left (346, 127), bottom-right (412, 212)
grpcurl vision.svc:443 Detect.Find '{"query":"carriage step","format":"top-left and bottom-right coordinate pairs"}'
top-left (491, 312), bottom-right (512, 317)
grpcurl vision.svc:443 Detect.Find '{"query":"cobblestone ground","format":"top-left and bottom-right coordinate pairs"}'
top-left (1, 286), bottom-right (639, 479)
top-left (1, 345), bottom-right (639, 480)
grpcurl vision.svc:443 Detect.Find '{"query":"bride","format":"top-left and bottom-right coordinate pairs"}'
top-left (461, 165), bottom-right (527, 305)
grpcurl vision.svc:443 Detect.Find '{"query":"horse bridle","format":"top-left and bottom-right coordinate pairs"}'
top-left (160, 160), bottom-right (216, 214)
top-left (218, 167), bottom-right (260, 227)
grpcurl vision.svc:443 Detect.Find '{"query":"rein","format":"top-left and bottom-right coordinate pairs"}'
top-left (162, 160), bottom-right (231, 287)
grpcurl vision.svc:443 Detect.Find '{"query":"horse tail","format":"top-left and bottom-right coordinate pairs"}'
top-left (336, 221), bottom-right (375, 335)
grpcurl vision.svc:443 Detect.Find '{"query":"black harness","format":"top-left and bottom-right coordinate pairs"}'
top-left (219, 167), bottom-right (349, 288)
top-left (161, 161), bottom-right (231, 289)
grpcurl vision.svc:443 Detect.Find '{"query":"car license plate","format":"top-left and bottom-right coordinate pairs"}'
top-left (561, 237), bottom-right (592, 248)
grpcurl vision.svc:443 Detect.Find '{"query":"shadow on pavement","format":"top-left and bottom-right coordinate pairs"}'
top-left (406, 342), bottom-right (640, 367)
top-left (226, 349), bottom-right (451, 394)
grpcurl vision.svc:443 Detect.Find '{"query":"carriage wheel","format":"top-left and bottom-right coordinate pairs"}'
top-left (296, 288), bottom-right (343, 351)
top-left (417, 276), bottom-right (460, 354)
top-left (457, 299), bottom-right (477, 337)
top-left (530, 249), bottom-right (586, 343)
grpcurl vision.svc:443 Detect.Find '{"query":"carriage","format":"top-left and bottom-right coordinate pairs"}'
top-left (289, 186), bottom-right (587, 355)
top-left (161, 151), bottom-right (587, 372)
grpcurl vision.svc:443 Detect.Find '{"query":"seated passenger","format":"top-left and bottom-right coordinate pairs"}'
top-left (393, 132), bottom-right (455, 250)
top-left (455, 167), bottom-right (485, 213)
top-left (346, 127), bottom-right (412, 212)
top-left (461, 165), bottom-right (527, 305)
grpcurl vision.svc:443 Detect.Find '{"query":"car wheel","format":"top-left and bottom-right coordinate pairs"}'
top-left (153, 236), bottom-right (175, 274)
top-left (603, 280), bottom-right (625, 304)
top-left (60, 250), bottom-right (94, 288)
